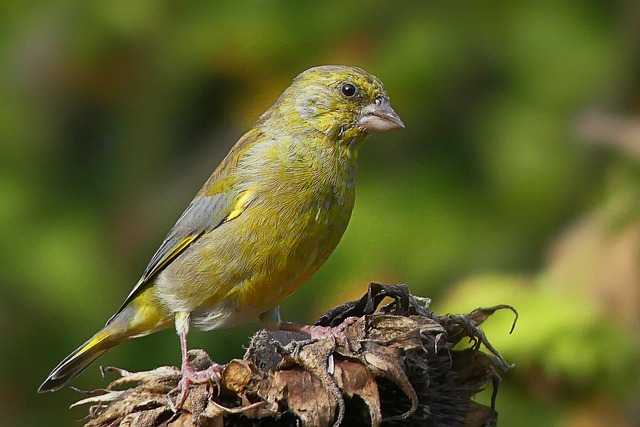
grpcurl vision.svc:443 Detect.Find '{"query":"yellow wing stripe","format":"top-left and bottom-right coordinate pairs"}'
top-left (225, 190), bottom-right (254, 223)
top-left (153, 233), bottom-right (203, 275)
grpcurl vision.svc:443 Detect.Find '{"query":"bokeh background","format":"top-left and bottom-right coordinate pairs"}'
top-left (2, 1), bottom-right (640, 425)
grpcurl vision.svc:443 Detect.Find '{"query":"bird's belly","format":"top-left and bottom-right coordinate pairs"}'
top-left (225, 195), bottom-right (352, 311)
top-left (155, 190), bottom-right (354, 329)
top-left (190, 298), bottom-right (261, 331)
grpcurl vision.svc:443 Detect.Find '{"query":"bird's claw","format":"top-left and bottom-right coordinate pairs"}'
top-left (309, 316), bottom-right (359, 345)
top-left (280, 316), bottom-right (359, 347)
top-left (172, 362), bottom-right (224, 411)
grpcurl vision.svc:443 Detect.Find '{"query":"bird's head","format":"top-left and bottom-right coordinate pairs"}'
top-left (261, 65), bottom-right (404, 146)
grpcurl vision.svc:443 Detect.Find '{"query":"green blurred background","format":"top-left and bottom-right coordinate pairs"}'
top-left (2, 1), bottom-right (640, 425)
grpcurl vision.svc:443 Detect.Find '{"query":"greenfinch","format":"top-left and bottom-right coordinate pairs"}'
top-left (39, 65), bottom-right (404, 405)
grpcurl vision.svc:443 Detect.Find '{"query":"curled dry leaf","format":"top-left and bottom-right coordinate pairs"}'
top-left (75, 283), bottom-right (515, 427)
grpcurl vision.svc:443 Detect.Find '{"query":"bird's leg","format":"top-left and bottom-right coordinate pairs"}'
top-left (279, 316), bottom-right (360, 345)
top-left (174, 312), bottom-right (223, 410)
top-left (262, 306), bottom-right (356, 344)
top-left (262, 305), bottom-right (359, 343)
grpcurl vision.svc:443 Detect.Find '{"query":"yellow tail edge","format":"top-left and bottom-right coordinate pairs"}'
top-left (38, 326), bottom-right (116, 393)
top-left (39, 290), bottom-right (171, 393)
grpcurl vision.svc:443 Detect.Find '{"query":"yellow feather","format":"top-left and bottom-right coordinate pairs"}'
top-left (153, 234), bottom-right (202, 275)
top-left (127, 289), bottom-right (172, 337)
top-left (75, 330), bottom-right (110, 360)
top-left (225, 190), bottom-right (254, 223)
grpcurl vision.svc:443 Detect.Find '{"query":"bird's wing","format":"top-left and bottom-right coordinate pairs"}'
top-left (142, 193), bottom-right (233, 281)
top-left (106, 129), bottom-right (261, 325)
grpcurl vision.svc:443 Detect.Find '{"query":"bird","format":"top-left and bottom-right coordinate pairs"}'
top-left (38, 65), bottom-right (404, 406)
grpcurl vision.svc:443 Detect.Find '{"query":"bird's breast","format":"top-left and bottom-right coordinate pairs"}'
top-left (229, 139), bottom-right (358, 310)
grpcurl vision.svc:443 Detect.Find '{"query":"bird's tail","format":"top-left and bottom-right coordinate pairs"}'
top-left (38, 323), bottom-right (123, 393)
top-left (38, 293), bottom-right (170, 393)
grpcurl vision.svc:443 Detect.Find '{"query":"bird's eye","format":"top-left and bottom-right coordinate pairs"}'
top-left (341, 83), bottom-right (356, 97)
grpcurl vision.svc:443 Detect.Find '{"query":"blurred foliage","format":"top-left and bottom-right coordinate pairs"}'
top-left (1, 1), bottom-right (640, 426)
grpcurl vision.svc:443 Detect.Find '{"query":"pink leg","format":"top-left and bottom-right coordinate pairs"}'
top-left (279, 316), bottom-right (359, 344)
top-left (174, 330), bottom-right (223, 410)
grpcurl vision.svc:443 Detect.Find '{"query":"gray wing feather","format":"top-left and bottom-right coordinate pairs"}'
top-left (141, 193), bottom-right (231, 280)
top-left (107, 192), bottom-right (233, 325)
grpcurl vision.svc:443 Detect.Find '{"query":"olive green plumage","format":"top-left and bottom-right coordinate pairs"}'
top-left (39, 65), bottom-right (404, 393)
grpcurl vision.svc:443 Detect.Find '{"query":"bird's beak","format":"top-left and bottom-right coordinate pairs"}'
top-left (358, 99), bottom-right (405, 133)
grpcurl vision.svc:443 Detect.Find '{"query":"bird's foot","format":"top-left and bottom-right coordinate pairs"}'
top-left (174, 361), bottom-right (223, 410)
top-left (280, 316), bottom-right (359, 346)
